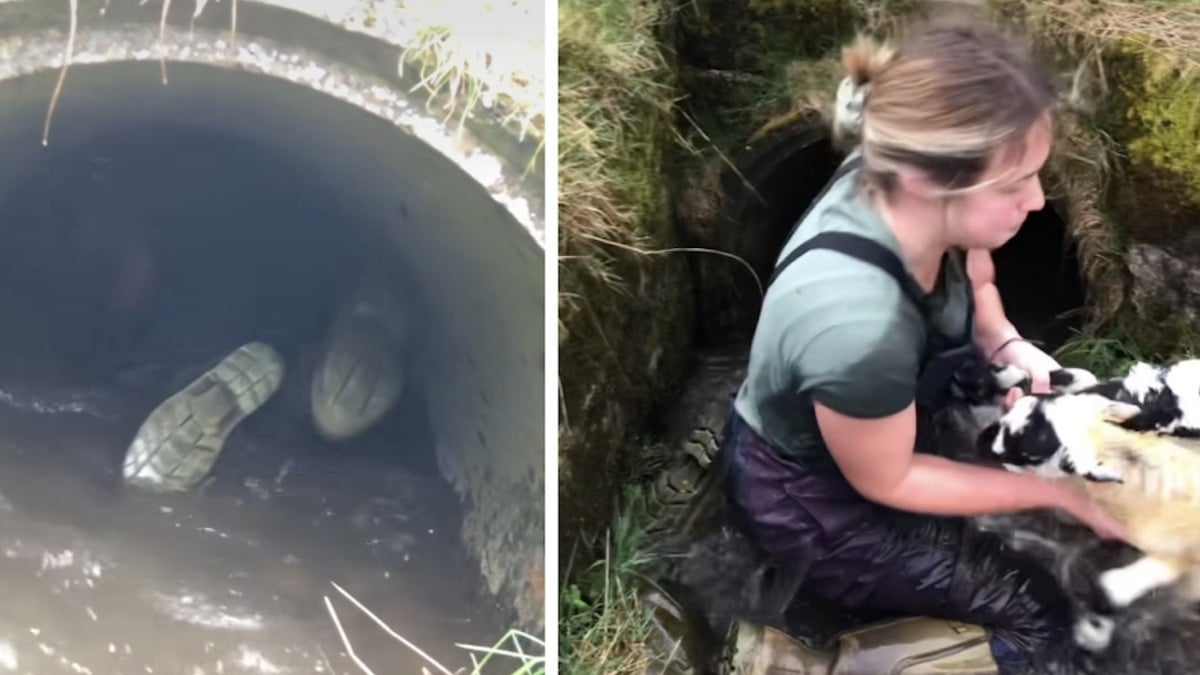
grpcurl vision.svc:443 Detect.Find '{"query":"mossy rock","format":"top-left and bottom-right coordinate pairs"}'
top-left (558, 259), bottom-right (695, 546)
top-left (675, 0), bottom-right (856, 71)
top-left (670, 0), bottom-right (906, 155)
top-left (1084, 44), bottom-right (1200, 355)
top-left (1097, 43), bottom-right (1200, 251)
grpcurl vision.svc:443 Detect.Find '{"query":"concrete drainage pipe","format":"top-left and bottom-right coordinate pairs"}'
top-left (0, 0), bottom-right (544, 671)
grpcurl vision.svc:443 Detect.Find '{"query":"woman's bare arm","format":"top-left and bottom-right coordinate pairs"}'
top-left (814, 399), bottom-right (1064, 515)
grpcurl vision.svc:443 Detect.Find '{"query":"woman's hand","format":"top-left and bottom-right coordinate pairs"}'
top-left (994, 338), bottom-right (1061, 394)
top-left (1051, 482), bottom-right (1132, 544)
top-left (1003, 387), bottom-right (1022, 410)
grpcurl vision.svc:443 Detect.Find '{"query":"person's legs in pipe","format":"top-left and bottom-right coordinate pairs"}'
top-left (723, 411), bottom-right (1070, 674)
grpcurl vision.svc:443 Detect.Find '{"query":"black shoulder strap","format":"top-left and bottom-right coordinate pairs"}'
top-left (768, 153), bottom-right (927, 310)
top-left (772, 231), bottom-right (928, 312)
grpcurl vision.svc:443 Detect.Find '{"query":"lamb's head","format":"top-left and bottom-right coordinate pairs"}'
top-left (1150, 359), bottom-right (1200, 436)
top-left (1079, 360), bottom-right (1200, 436)
top-left (976, 393), bottom-right (1144, 483)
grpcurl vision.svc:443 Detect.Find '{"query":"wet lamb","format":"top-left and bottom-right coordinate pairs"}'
top-left (927, 360), bottom-right (1097, 460)
top-left (1075, 359), bottom-right (1200, 437)
top-left (979, 393), bottom-right (1200, 630)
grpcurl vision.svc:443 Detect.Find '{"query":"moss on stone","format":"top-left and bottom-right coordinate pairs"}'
top-left (1072, 43), bottom-right (1200, 356)
top-left (557, 264), bottom-right (693, 544)
top-left (1096, 44), bottom-right (1200, 249)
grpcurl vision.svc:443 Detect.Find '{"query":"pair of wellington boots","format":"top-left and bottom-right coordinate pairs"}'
top-left (720, 615), bottom-right (1002, 675)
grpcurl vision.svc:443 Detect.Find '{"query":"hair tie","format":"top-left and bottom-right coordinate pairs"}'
top-left (834, 76), bottom-right (870, 138)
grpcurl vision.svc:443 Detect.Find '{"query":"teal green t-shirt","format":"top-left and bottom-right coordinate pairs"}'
top-left (732, 154), bottom-right (975, 459)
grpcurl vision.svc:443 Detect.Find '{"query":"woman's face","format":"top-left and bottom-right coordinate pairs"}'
top-left (949, 114), bottom-right (1053, 251)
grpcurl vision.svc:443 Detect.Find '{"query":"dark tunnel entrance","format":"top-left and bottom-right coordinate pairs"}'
top-left (691, 130), bottom-right (841, 348)
top-left (710, 134), bottom-right (1086, 354)
top-left (0, 113), bottom-right (445, 477)
top-left (990, 205), bottom-right (1086, 352)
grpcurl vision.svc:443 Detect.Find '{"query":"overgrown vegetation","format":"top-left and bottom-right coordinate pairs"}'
top-left (672, 0), bottom-right (913, 149)
top-left (45, 1), bottom-right (545, 150)
top-left (558, 0), bottom-right (680, 322)
top-left (559, 486), bottom-right (663, 675)
top-left (557, 0), bottom-right (695, 544)
top-left (1054, 326), bottom-right (1155, 380)
top-left (395, 0), bottom-right (546, 143)
top-left (1040, 109), bottom-right (1127, 329)
top-left (670, 0), bottom-right (916, 192)
top-left (1055, 316), bottom-right (1200, 380)
top-left (986, 0), bottom-right (1200, 356)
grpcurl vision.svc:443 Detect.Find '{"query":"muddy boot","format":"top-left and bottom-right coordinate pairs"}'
top-left (310, 283), bottom-right (407, 442)
top-left (123, 342), bottom-right (285, 493)
top-left (647, 426), bottom-right (729, 537)
top-left (720, 616), bottom-right (999, 675)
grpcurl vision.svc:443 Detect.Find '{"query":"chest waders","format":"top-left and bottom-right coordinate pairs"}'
top-left (720, 157), bottom-right (1025, 675)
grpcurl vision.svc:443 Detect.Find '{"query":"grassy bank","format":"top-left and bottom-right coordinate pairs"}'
top-left (560, 486), bottom-right (662, 675)
top-left (557, 0), bottom-right (695, 551)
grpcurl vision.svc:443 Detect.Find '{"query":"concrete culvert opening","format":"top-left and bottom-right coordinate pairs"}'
top-left (0, 4), bottom-right (544, 674)
top-left (991, 204), bottom-right (1087, 352)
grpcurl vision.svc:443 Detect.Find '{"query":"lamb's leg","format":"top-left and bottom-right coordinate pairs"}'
top-left (1098, 554), bottom-right (1186, 608)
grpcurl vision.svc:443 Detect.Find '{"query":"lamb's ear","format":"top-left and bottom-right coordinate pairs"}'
top-left (1101, 401), bottom-right (1144, 424)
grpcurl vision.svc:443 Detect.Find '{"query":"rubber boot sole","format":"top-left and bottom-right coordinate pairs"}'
top-left (310, 309), bottom-right (405, 443)
top-left (122, 341), bottom-right (285, 493)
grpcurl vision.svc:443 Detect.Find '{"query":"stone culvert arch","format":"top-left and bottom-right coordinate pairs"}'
top-left (0, 0), bottom-right (545, 634)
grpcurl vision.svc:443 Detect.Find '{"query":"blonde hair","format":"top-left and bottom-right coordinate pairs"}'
top-left (833, 23), bottom-right (1058, 198)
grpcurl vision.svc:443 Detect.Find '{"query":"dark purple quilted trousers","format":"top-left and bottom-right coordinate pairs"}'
top-left (722, 410), bottom-right (1070, 673)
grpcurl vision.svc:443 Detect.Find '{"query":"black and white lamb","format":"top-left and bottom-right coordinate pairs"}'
top-left (1075, 359), bottom-right (1200, 438)
top-left (978, 391), bottom-right (1200, 653)
top-left (958, 356), bottom-right (1200, 447)
top-left (925, 359), bottom-right (1098, 461)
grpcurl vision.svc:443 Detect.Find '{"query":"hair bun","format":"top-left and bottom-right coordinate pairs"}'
top-left (841, 34), bottom-right (895, 86)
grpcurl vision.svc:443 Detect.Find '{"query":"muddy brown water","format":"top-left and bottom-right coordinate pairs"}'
top-left (0, 361), bottom-right (506, 675)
